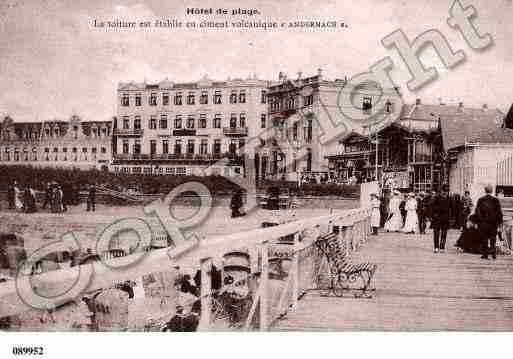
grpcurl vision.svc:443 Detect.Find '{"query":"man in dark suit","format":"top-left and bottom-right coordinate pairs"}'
top-left (417, 192), bottom-right (427, 234)
top-left (430, 185), bottom-right (451, 253)
top-left (475, 184), bottom-right (503, 260)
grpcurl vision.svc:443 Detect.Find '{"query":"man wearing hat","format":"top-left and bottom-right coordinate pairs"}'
top-left (430, 185), bottom-right (451, 253)
top-left (370, 193), bottom-right (381, 235)
top-left (417, 192), bottom-right (427, 234)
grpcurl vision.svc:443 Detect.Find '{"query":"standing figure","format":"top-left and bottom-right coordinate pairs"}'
top-left (475, 184), bottom-right (503, 260)
top-left (13, 182), bottom-right (23, 211)
top-left (230, 190), bottom-right (245, 218)
top-left (384, 191), bottom-right (403, 232)
top-left (399, 195), bottom-right (407, 226)
top-left (417, 192), bottom-right (427, 234)
top-left (41, 182), bottom-right (52, 210)
top-left (370, 193), bottom-right (381, 235)
top-left (402, 193), bottom-right (419, 234)
top-left (87, 184), bottom-right (96, 212)
top-left (7, 181), bottom-right (15, 209)
top-left (28, 186), bottom-right (37, 213)
top-left (53, 186), bottom-right (64, 213)
top-left (461, 190), bottom-right (473, 229)
top-left (430, 185), bottom-right (451, 253)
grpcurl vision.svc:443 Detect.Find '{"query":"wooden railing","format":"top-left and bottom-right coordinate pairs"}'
top-left (0, 207), bottom-right (371, 330)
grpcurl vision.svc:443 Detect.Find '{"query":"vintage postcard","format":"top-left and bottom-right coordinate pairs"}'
top-left (0, 0), bottom-right (512, 357)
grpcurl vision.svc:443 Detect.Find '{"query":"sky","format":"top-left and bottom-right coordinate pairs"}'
top-left (0, 0), bottom-right (511, 122)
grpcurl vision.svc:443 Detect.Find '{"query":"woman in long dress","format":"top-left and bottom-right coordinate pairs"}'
top-left (402, 193), bottom-right (419, 233)
top-left (13, 183), bottom-right (23, 211)
top-left (370, 193), bottom-right (381, 235)
top-left (384, 191), bottom-right (403, 232)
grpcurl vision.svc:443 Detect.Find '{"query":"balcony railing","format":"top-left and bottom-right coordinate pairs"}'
top-left (112, 153), bottom-right (243, 163)
top-left (113, 128), bottom-right (144, 137)
top-left (223, 127), bottom-right (248, 136)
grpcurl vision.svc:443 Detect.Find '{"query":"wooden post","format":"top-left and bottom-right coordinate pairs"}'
top-left (198, 257), bottom-right (212, 331)
top-left (259, 241), bottom-right (269, 331)
top-left (291, 232), bottom-right (300, 309)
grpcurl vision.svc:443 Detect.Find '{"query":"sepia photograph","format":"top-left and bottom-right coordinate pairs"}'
top-left (0, 0), bottom-right (512, 357)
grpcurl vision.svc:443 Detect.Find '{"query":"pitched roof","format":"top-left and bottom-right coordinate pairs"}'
top-left (468, 127), bottom-right (513, 144)
top-left (440, 110), bottom-right (507, 150)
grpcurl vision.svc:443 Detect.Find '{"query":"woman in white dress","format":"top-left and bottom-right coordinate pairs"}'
top-left (13, 183), bottom-right (23, 211)
top-left (402, 193), bottom-right (419, 233)
top-left (384, 191), bottom-right (403, 232)
top-left (370, 193), bottom-right (381, 235)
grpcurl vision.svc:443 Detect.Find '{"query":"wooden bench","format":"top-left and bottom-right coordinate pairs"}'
top-left (315, 232), bottom-right (377, 298)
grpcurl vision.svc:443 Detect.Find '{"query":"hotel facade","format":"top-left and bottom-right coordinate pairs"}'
top-left (112, 76), bottom-right (270, 177)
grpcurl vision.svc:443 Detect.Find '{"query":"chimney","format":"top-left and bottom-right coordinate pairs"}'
top-left (278, 72), bottom-right (283, 81)
top-left (297, 71), bottom-right (302, 80)
top-left (482, 103), bottom-right (488, 111)
top-left (317, 68), bottom-right (323, 78)
top-left (415, 98), bottom-right (421, 105)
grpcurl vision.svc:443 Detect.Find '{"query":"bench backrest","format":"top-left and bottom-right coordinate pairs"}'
top-left (319, 232), bottom-right (349, 269)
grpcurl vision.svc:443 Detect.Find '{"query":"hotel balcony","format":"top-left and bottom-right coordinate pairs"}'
top-left (223, 127), bottom-right (248, 136)
top-left (112, 153), bottom-right (243, 165)
top-left (113, 128), bottom-right (144, 137)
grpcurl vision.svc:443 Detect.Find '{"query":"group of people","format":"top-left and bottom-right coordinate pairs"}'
top-left (370, 184), bottom-right (503, 258)
top-left (6, 180), bottom-right (97, 213)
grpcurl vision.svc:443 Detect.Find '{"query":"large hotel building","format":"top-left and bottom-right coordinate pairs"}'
top-left (112, 76), bottom-right (270, 177)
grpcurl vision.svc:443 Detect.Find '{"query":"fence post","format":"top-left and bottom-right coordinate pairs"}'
top-left (291, 232), bottom-right (300, 309)
top-left (259, 241), bottom-right (269, 331)
top-left (198, 257), bottom-right (212, 331)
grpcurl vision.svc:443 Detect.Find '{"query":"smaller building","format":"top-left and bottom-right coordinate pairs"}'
top-left (0, 115), bottom-right (112, 170)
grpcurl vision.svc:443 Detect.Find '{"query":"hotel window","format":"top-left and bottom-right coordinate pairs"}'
top-left (149, 116), bottom-right (157, 129)
top-left (213, 139), bottom-right (221, 155)
top-left (261, 90), bottom-right (267, 104)
top-left (122, 167), bottom-right (130, 173)
top-left (122, 141), bottom-right (129, 154)
top-left (200, 91), bottom-right (208, 104)
top-left (304, 119), bottom-right (312, 142)
top-left (176, 167), bottom-right (186, 176)
top-left (175, 115), bottom-right (182, 129)
top-left (121, 93), bottom-right (129, 106)
top-left (133, 140), bottom-right (141, 154)
top-left (101, 147), bottom-right (107, 154)
top-left (166, 167), bottom-right (175, 175)
top-left (230, 91), bottom-right (237, 104)
top-left (23, 150), bottom-right (28, 161)
top-left (135, 94), bottom-right (142, 106)
top-left (213, 90), bottom-right (222, 104)
top-left (229, 140), bottom-right (237, 155)
top-left (362, 97), bottom-right (372, 111)
top-left (162, 140), bottom-right (169, 154)
top-left (293, 122), bottom-right (298, 141)
top-left (123, 116), bottom-right (130, 129)
top-left (199, 114), bottom-right (207, 128)
top-left (102, 127), bottom-right (108, 136)
top-left (174, 140), bottom-right (182, 155)
top-left (162, 93), bottom-right (169, 106)
top-left (213, 114), bottom-right (221, 128)
top-left (134, 116), bottom-right (141, 130)
top-left (14, 150), bottom-right (19, 161)
top-left (149, 92), bottom-right (157, 106)
top-left (150, 140), bottom-right (157, 155)
top-left (160, 115), bottom-right (168, 129)
top-left (187, 140), bottom-right (195, 154)
top-left (287, 96), bottom-right (295, 109)
top-left (239, 113), bottom-right (246, 128)
top-left (82, 147), bottom-right (88, 153)
top-left (200, 139), bottom-right (208, 155)
top-left (187, 92), bottom-right (195, 105)
top-left (32, 148), bottom-right (37, 161)
top-left (187, 116), bottom-right (195, 129)
top-left (132, 167), bottom-right (142, 174)
top-left (92, 147), bottom-right (97, 154)
top-left (174, 92), bottom-right (183, 105)
top-left (239, 90), bottom-right (246, 103)
top-left (304, 94), bottom-right (313, 106)
top-left (143, 167), bottom-right (152, 175)
top-left (230, 114), bottom-right (237, 128)
top-left (260, 114), bottom-right (266, 128)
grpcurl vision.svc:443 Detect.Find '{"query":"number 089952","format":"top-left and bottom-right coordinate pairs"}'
top-left (12, 346), bottom-right (44, 356)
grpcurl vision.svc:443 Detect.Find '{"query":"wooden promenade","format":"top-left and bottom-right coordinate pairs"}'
top-left (274, 230), bottom-right (513, 331)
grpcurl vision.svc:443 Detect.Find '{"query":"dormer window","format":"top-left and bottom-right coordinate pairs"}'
top-left (230, 91), bottom-right (237, 104)
top-left (239, 90), bottom-right (246, 104)
top-left (121, 93), bottom-right (129, 106)
top-left (200, 91), bottom-right (208, 105)
top-left (149, 93), bottom-right (157, 106)
top-left (135, 94), bottom-right (141, 106)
